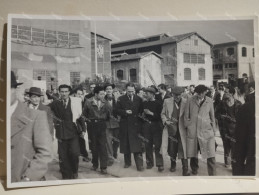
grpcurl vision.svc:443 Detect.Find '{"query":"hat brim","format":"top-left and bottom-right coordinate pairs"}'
top-left (11, 82), bottom-right (23, 87)
top-left (104, 84), bottom-right (115, 90)
top-left (27, 92), bottom-right (43, 96)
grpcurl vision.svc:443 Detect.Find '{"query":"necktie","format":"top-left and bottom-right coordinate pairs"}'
top-left (131, 96), bottom-right (133, 102)
top-left (63, 99), bottom-right (67, 108)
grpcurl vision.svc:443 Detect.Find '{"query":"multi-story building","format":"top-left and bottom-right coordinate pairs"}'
top-left (212, 41), bottom-right (255, 84)
top-left (111, 32), bottom-right (213, 87)
top-left (11, 18), bottom-right (111, 100)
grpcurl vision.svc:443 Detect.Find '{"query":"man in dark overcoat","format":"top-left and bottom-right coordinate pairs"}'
top-left (115, 83), bottom-right (144, 171)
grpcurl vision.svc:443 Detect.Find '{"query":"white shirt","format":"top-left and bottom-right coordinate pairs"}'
top-left (10, 100), bottom-right (18, 117)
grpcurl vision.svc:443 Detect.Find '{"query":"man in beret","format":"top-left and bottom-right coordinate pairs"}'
top-left (10, 71), bottom-right (52, 182)
top-left (142, 87), bottom-right (164, 172)
top-left (184, 85), bottom-right (217, 176)
top-left (161, 86), bottom-right (190, 176)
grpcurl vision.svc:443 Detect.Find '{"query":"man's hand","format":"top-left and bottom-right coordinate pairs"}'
top-left (144, 109), bottom-right (153, 116)
top-left (126, 110), bottom-right (132, 115)
top-left (165, 120), bottom-right (173, 126)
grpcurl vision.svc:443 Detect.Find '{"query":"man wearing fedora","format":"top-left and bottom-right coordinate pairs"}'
top-left (161, 87), bottom-right (190, 176)
top-left (10, 71), bottom-right (52, 182)
top-left (142, 87), bottom-right (164, 172)
top-left (26, 87), bottom-right (54, 137)
top-left (104, 83), bottom-right (120, 166)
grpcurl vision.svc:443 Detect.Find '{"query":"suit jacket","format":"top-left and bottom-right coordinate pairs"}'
top-left (11, 101), bottom-right (52, 182)
top-left (50, 97), bottom-right (85, 139)
top-left (105, 95), bottom-right (119, 129)
top-left (38, 102), bottom-right (54, 137)
top-left (155, 92), bottom-right (171, 105)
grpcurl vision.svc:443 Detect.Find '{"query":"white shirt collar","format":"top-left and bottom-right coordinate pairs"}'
top-left (10, 100), bottom-right (18, 117)
top-left (29, 103), bottom-right (39, 110)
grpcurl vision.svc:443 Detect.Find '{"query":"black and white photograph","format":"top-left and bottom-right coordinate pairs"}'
top-left (6, 15), bottom-right (256, 188)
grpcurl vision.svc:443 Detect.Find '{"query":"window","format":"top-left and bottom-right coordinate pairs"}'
top-left (183, 53), bottom-right (205, 64)
top-left (213, 50), bottom-right (220, 59)
top-left (194, 39), bottom-right (198, 46)
top-left (33, 70), bottom-right (58, 90)
top-left (198, 68), bottom-right (205, 80)
top-left (129, 69), bottom-right (137, 82)
top-left (214, 75), bottom-right (222, 80)
top-left (70, 72), bottom-right (80, 89)
top-left (184, 68), bottom-right (191, 80)
top-left (227, 48), bottom-right (234, 56)
top-left (117, 70), bottom-right (123, 81)
top-left (242, 47), bottom-right (247, 57)
top-left (225, 64), bottom-right (228, 68)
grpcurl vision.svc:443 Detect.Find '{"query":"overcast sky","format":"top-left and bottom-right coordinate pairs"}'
top-left (91, 19), bottom-right (254, 45)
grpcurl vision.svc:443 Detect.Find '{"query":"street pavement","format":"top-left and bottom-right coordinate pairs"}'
top-left (45, 132), bottom-right (232, 181)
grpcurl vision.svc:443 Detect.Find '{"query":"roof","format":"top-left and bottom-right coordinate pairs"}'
top-left (111, 51), bottom-right (163, 62)
top-left (91, 32), bottom-right (112, 41)
top-left (112, 33), bottom-right (169, 47)
top-left (111, 32), bottom-right (212, 53)
top-left (213, 41), bottom-right (239, 48)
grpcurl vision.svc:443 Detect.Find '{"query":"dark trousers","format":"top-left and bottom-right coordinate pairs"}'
top-left (106, 128), bottom-right (120, 160)
top-left (87, 125), bottom-right (93, 151)
top-left (89, 121), bottom-right (108, 169)
top-left (58, 136), bottom-right (80, 179)
top-left (190, 157), bottom-right (216, 176)
top-left (219, 124), bottom-right (235, 165)
top-left (143, 122), bottom-right (163, 167)
top-left (79, 135), bottom-right (88, 158)
top-left (124, 153), bottom-right (143, 168)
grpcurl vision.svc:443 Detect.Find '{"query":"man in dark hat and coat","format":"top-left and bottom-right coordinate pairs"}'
top-left (10, 71), bottom-right (52, 182)
top-left (26, 87), bottom-right (54, 137)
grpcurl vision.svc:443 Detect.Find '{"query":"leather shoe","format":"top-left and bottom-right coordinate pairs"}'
top-left (124, 164), bottom-right (131, 168)
top-left (158, 166), bottom-right (164, 172)
top-left (192, 170), bottom-right (198, 175)
top-left (91, 166), bottom-right (98, 171)
top-left (182, 170), bottom-right (191, 176)
top-left (100, 168), bottom-right (108, 175)
top-left (170, 167), bottom-right (176, 172)
top-left (137, 166), bottom-right (144, 172)
top-left (146, 165), bottom-right (153, 169)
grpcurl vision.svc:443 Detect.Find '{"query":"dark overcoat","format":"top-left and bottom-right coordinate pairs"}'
top-left (115, 94), bottom-right (143, 153)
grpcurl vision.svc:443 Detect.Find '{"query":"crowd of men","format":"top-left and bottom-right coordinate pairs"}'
top-left (10, 70), bottom-right (256, 182)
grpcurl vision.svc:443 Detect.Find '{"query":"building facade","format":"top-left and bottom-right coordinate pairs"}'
top-left (111, 52), bottom-right (162, 87)
top-left (11, 18), bottom-right (111, 100)
top-left (111, 32), bottom-right (213, 87)
top-left (212, 41), bottom-right (255, 84)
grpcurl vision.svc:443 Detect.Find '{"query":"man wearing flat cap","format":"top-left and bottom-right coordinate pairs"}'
top-left (184, 85), bottom-right (217, 176)
top-left (27, 87), bottom-right (54, 137)
top-left (161, 86), bottom-right (190, 176)
top-left (142, 87), bottom-right (164, 172)
top-left (10, 71), bottom-right (52, 182)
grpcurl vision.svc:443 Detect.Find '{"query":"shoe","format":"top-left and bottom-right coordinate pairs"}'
top-left (100, 168), bottom-right (108, 175)
top-left (170, 167), bottom-right (176, 172)
top-left (158, 166), bottom-right (164, 172)
top-left (137, 166), bottom-right (144, 172)
top-left (91, 166), bottom-right (98, 171)
top-left (73, 173), bottom-right (78, 179)
top-left (182, 170), bottom-right (191, 176)
top-left (225, 164), bottom-right (231, 168)
top-left (83, 157), bottom-right (91, 162)
top-left (124, 164), bottom-right (131, 168)
top-left (107, 160), bottom-right (114, 166)
top-left (192, 170), bottom-right (198, 175)
top-left (146, 165), bottom-right (153, 169)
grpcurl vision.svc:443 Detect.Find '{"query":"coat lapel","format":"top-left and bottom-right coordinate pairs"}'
top-left (180, 97), bottom-right (187, 117)
top-left (166, 97), bottom-right (174, 119)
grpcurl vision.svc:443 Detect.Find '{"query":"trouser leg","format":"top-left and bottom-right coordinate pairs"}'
top-left (68, 136), bottom-right (80, 177)
top-left (91, 126), bottom-right (99, 168)
top-left (207, 157), bottom-right (216, 176)
top-left (133, 152), bottom-right (143, 169)
top-left (79, 135), bottom-right (88, 158)
top-left (112, 128), bottom-right (120, 159)
top-left (190, 157), bottom-right (199, 172)
top-left (153, 128), bottom-right (163, 167)
top-left (98, 125), bottom-right (108, 169)
top-left (106, 128), bottom-right (114, 162)
top-left (58, 139), bottom-right (72, 179)
top-left (143, 131), bottom-right (154, 167)
top-left (124, 153), bottom-right (131, 166)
